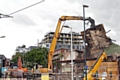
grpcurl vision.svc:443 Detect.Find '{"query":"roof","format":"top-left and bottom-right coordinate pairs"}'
top-left (0, 55), bottom-right (6, 60)
top-left (27, 46), bottom-right (38, 50)
top-left (55, 46), bottom-right (69, 51)
top-left (45, 31), bottom-right (81, 37)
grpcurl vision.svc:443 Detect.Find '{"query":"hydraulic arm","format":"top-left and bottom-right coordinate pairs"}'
top-left (40, 16), bottom-right (85, 73)
top-left (84, 52), bottom-right (107, 80)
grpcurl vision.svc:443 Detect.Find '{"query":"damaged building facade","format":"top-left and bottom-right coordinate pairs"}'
top-left (52, 24), bottom-right (120, 80)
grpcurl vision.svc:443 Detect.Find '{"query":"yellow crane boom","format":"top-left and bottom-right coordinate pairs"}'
top-left (84, 52), bottom-right (107, 80)
top-left (40, 16), bottom-right (84, 73)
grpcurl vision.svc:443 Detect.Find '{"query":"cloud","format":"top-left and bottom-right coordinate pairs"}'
top-left (1, 0), bottom-right (120, 58)
top-left (87, 0), bottom-right (120, 44)
top-left (11, 14), bottom-right (36, 26)
top-left (67, 0), bottom-right (120, 44)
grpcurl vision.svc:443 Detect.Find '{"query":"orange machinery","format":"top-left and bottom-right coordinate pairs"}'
top-left (17, 56), bottom-right (28, 72)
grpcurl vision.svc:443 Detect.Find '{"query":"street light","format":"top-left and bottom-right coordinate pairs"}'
top-left (21, 48), bottom-right (27, 67)
top-left (83, 4), bottom-right (89, 80)
top-left (62, 25), bottom-right (73, 80)
top-left (0, 36), bottom-right (5, 38)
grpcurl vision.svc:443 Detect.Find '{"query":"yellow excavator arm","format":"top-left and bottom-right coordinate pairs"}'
top-left (40, 16), bottom-right (85, 73)
top-left (84, 52), bottom-right (107, 80)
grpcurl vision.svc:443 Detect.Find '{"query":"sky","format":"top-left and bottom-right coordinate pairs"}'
top-left (0, 0), bottom-right (120, 58)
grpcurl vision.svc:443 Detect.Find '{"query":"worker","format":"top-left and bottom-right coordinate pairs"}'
top-left (18, 56), bottom-right (22, 69)
top-left (17, 56), bottom-right (24, 79)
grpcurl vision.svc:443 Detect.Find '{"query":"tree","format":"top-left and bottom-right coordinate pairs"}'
top-left (58, 53), bottom-right (63, 69)
top-left (13, 45), bottom-right (27, 67)
top-left (25, 47), bottom-right (48, 68)
top-left (11, 45), bottom-right (48, 69)
top-left (11, 52), bottom-right (23, 64)
top-left (58, 53), bottom-right (63, 60)
top-left (15, 44), bottom-right (26, 52)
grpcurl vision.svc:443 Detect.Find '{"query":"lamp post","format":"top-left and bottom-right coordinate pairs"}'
top-left (83, 5), bottom-right (89, 80)
top-left (22, 48), bottom-right (27, 67)
top-left (62, 25), bottom-right (73, 80)
top-left (22, 49), bottom-right (25, 67)
top-left (0, 36), bottom-right (5, 38)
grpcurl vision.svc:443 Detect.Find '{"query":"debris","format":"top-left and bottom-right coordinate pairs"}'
top-left (81, 24), bottom-right (112, 58)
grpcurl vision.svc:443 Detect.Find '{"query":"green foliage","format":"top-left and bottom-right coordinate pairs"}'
top-left (104, 43), bottom-right (120, 55)
top-left (11, 52), bottom-right (23, 64)
top-left (25, 47), bottom-right (48, 68)
top-left (11, 46), bottom-right (48, 69)
top-left (58, 53), bottom-right (63, 59)
top-left (17, 44), bottom-right (26, 48)
top-left (54, 53), bottom-right (63, 69)
top-left (21, 45), bottom-right (26, 48)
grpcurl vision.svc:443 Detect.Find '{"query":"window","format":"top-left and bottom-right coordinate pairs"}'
top-left (64, 50), bottom-right (66, 53)
top-left (77, 46), bottom-right (79, 50)
top-left (58, 45), bottom-right (61, 48)
top-left (0, 59), bottom-right (1, 63)
top-left (73, 46), bottom-right (74, 49)
top-left (80, 46), bottom-right (84, 49)
top-left (68, 45), bottom-right (70, 49)
top-left (46, 44), bottom-right (49, 47)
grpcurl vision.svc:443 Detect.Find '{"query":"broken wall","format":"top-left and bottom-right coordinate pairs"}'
top-left (81, 24), bottom-right (112, 58)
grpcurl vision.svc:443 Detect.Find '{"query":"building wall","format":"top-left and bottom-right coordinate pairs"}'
top-left (53, 48), bottom-right (69, 60)
top-left (86, 60), bottom-right (118, 80)
top-left (40, 32), bottom-right (84, 50)
top-left (53, 48), bottom-right (83, 73)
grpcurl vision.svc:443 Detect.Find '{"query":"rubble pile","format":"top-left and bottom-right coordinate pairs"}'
top-left (81, 24), bottom-right (112, 58)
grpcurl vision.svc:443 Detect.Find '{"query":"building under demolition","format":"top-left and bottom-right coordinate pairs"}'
top-left (51, 24), bottom-right (119, 80)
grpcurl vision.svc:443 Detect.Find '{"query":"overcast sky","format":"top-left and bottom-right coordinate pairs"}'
top-left (0, 0), bottom-right (119, 58)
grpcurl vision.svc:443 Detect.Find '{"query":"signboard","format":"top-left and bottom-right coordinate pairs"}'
top-left (1, 67), bottom-right (8, 74)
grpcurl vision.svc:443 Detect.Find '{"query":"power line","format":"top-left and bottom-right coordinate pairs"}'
top-left (0, 9), bottom-right (12, 18)
top-left (0, 9), bottom-right (7, 14)
top-left (9, 0), bottom-right (45, 15)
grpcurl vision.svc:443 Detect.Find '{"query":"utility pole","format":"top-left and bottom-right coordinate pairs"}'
top-left (0, 13), bottom-right (12, 18)
top-left (37, 39), bottom-right (39, 47)
top-left (83, 4), bottom-right (89, 80)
